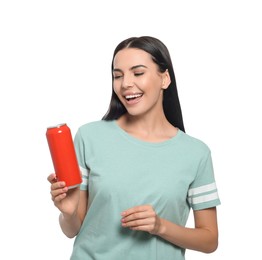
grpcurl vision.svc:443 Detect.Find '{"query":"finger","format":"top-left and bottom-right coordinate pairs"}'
top-left (122, 210), bottom-right (153, 223)
top-left (122, 217), bottom-right (153, 228)
top-left (130, 224), bottom-right (152, 232)
top-left (121, 205), bottom-right (156, 223)
top-left (53, 192), bottom-right (67, 202)
top-left (47, 173), bottom-right (57, 183)
top-left (51, 180), bottom-right (66, 191)
top-left (51, 186), bottom-right (68, 198)
top-left (121, 205), bottom-right (151, 217)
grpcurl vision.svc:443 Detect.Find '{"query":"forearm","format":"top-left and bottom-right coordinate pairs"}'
top-left (59, 212), bottom-right (82, 238)
top-left (157, 218), bottom-right (218, 253)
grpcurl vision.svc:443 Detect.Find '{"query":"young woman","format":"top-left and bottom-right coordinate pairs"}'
top-left (48, 36), bottom-right (220, 260)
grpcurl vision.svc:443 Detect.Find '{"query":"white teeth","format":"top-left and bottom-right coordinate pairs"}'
top-left (125, 94), bottom-right (142, 99)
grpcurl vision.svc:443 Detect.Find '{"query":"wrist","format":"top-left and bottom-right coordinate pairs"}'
top-left (156, 217), bottom-right (166, 236)
top-left (60, 211), bottom-right (77, 221)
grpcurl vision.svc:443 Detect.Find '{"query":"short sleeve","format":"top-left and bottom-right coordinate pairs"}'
top-left (74, 128), bottom-right (89, 191)
top-left (187, 151), bottom-right (221, 210)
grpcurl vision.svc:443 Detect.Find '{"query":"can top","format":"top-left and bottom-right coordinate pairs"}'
top-left (47, 123), bottom-right (67, 129)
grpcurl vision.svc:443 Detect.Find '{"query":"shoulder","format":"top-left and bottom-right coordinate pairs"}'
top-left (78, 120), bottom-right (114, 133)
top-left (178, 130), bottom-right (211, 155)
top-left (75, 120), bottom-right (116, 141)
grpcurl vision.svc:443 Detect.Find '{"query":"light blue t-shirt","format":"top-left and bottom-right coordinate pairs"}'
top-left (71, 120), bottom-right (220, 260)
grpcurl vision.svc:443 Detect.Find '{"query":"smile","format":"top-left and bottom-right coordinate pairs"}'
top-left (124, 93), bottom-right (143, 101)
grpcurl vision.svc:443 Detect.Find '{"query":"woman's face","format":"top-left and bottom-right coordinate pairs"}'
top-left (112, 48), bottom-right (170, 117)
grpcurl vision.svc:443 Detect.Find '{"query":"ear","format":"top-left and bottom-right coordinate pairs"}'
top-left (161, 70), bottom-right (171, 89)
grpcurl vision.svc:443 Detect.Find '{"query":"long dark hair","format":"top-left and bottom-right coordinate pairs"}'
top-left (102, 36), bottom-right (185, 132)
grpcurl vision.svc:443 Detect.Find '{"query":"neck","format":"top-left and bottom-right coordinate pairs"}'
top-left (117, 112), bottom-right (177, 142)
top-left (125, 113), bottom-right (167, 132)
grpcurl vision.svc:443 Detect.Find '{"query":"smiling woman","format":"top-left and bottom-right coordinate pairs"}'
top-left (103, 37), bottom-right (185, 134)
top-left (47, 36), bottom-right (220, 260)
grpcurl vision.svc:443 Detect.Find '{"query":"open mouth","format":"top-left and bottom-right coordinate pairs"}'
top-left (125, 93), bottom-right (143, 101)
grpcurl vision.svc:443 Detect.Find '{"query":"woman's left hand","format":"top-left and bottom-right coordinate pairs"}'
top-left (121, 205), bottom-right (161, 235)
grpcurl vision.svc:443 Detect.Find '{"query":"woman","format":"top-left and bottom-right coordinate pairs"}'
top-left (48, 36), bottom-right (220, 259)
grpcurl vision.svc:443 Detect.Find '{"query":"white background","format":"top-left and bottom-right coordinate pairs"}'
top-left (1, 0), bottom-right (261, 259)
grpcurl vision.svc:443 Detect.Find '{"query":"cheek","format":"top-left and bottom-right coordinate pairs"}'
top-left (142, 75), bottom-right (162, 90)
top-left (113, 83), bottom-right (122, 98)
top-left (113, 82), bottom-right (119, 93)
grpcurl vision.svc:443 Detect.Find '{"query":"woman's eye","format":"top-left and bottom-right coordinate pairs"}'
top-left (134, 72), bottom-right (144, 77)
top-left (113, 75), bottom-right (122, 79)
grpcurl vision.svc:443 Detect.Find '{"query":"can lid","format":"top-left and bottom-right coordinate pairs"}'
top-left (47, 123), bottom-right (67, 129)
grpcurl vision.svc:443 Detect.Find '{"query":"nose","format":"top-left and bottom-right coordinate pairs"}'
top-left (122, 75), bottom-right (134, 89)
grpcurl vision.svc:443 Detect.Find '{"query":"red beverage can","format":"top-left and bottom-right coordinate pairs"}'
top-left (46, 123), bottom-right (82, 189)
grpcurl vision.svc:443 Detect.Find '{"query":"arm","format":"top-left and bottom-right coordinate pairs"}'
top-left (121, 205), bottom-right (218, 253)
top-left (157, 207), bottom-right (218, 253)
top-left (59, 190), bottom-right (88, 238)
top-left (48, 173), bottom-right (88, 238)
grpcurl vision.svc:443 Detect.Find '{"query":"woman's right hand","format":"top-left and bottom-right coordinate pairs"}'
top-left (47, 173), bottom-right (80, 217)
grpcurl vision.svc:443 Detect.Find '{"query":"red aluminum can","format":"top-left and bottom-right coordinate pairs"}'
top-left (46, 123), bottom-right (82, 189)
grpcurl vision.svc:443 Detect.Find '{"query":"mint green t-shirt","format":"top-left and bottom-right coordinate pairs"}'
top-left (71, 120), bottom-right (220, 260)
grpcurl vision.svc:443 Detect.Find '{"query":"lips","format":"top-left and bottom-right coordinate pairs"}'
top-left (123, 93), bottom-right (143, 105)
top-left (125, 93), bottom-right (143, 101)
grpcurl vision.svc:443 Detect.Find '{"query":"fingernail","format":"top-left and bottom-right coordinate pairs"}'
top-left (60, 181), bottom-right (65, 187)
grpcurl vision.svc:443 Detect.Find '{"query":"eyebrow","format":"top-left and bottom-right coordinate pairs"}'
top-left (113, 65), bottom-right (148, 73)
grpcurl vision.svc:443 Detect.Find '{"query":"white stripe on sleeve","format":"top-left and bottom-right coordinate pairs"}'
top-left (79, 166), bottom-right (89, 185)
top-left (188, 182), bottom-right (217, 196)
top-left (187, 191), bottom-right (219, 205)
